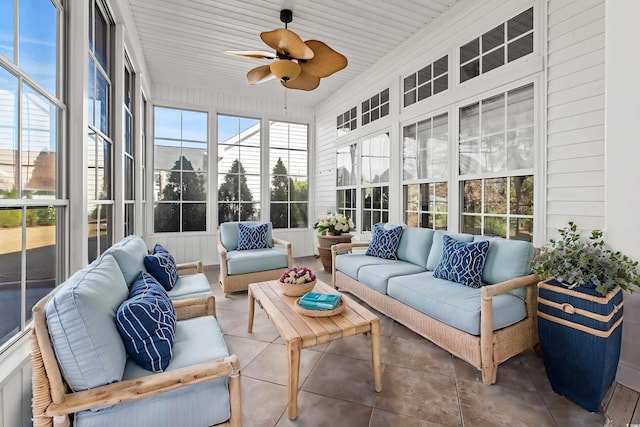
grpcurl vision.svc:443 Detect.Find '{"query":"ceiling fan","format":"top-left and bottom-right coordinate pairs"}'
top-left (224, 9), bottom-right (348, 91)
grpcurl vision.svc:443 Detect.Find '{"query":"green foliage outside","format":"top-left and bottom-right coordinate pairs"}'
top-left (0, 187), bottom-right (52, 228)
top-left (270, 157), bottom-right (308, 228)
top-left (155, 156), bottom-right (207, 232)
top-left (217, 159), bottom-right (256, 224)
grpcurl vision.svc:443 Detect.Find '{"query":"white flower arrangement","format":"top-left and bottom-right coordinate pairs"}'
top-left (315, 213), bottom-right (354, 236)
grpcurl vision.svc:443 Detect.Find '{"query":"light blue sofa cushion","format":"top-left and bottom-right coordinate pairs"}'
top-left (335, 253), bottom-right (398, 281)
top-left (387, 272), bottom-right (527, 335)
top-left (103, 235), bottom-right (148, 287)
top-left (426, 231), bottom-right (474, 271)
top-left (474, 236), bottom-right (535, 285)
top-left (357, 262), bottom-right (427, 294)
top-left (219, 221), bottom-right (273, 252)
top-left (45, 255), bottom-right (129, 392)
top-left (166, 273), bottom-right (212, 301)
top-left (75, 316), bottom-right (230, 427)
top-left (396, 227), bottom-right (434, 268)
top-left (226, 248), bottom-right (287, 275)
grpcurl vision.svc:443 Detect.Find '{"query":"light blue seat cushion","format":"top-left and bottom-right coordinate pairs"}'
top-left (387, 272), bottom-right (527, 336)
top-left (75, 316), bottom-right (231, 427)
top-left (226, 248), bottom-right (288, 275)
top-left (45, 255), bottom-right (129, 391)
top-left (335, 253), bottom-right (398, 280)
top-left (166, 273), bottom-right (212, 301)
top-left (396, 227), bottom-right (434, 268)
top-left (219, 221), bottom-right (273, 252)
top-left (426, 231), bottom-right (474, 271)
top-left (103, 235), bottom-right (148, 287)
top-left (357, 262), bottom-right (427, 294)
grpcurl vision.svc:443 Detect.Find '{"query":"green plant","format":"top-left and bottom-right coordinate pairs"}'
top-left (531, 221), bottom-right (640, 296)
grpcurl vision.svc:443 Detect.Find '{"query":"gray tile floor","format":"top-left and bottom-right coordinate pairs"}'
top-left (205, 256), bottom-right (607, 427)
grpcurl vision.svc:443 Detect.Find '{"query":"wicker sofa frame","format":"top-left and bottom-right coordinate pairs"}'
top-left (31, 264), bottom-right (242, 427)
top-left (217, 229), bottom-right (293, 297)
top-left (332, 242), bottom-right (539, 385)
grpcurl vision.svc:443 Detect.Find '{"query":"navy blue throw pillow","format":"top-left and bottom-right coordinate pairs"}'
top-left (144, 249), bottom-right (178, 290)
top-left (433, 235), bottom-right (490, 288)
top-left (153, 243), bottom-right (170, 254)
top-left (237, 223), bottom-right (272, 250)
top-left (366, 223), bottom-right (403, 260)
top-left (116, 272), bottom-right (177, 372)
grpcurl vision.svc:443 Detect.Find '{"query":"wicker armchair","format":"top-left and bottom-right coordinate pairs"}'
top-left (217, 222), bottom-right (293, 297)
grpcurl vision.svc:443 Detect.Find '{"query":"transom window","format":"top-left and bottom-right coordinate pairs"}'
top-left (402, 113), bottom-right (449, 229)
top-left (403, 55), bottom-right (448, 107)
top-left (269, 121), bottom-right (309, 229)
top-left (362, 89), bottom-right (389, 126)
top-left (337, 106), bottom-right (357, 137)
top-left (460, 8), bottom-right (533, 83)
top-left (459, 83), bottom-right (534, 240)
top-left (217, 115), bottom-right (260, 224)
top-left (154, 107), bottom-right (208, 232)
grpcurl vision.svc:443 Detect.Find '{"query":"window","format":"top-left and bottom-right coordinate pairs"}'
top-left (362, 89), bottom-right (389, 126)
top-left (403, 113), bottom-right (449, 229)
top-left (459, 84), bottom-right (534, 240)
top-left (123, 60), bottom-right (134, 236)
top-left (88, 1), bottom-right (113, 261)
top-left (361, 133), bottom-right (390, 231)
top-left (0, 0), bottom-right (62, 349)
top-left (403, 55), bottom-right (448, 107)
top-left (460, 8), bottom-right (533, 83)
top-left (337, 106), bottom-right (357, 137)
top-left (270, 121), bottom-right (308, 228)
top-left (154, 107), bottom-right (208, 232)
top-left (336, 143), bottom-right (357, 224)
top-left (217, 115), bottom-right (260, 224)
top-left (141, 96), bottom-right (147, 234)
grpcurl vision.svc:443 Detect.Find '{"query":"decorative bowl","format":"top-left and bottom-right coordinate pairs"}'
top-left (279, 279), bottom-right (316, 297)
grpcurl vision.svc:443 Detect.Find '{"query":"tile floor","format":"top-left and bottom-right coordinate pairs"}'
top-left (206, 256), bottom-right (607, 427)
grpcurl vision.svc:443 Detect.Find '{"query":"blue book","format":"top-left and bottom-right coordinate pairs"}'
top-left (299, 292), bottom-right (342, 310)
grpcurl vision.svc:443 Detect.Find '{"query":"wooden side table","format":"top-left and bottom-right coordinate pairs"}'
top-left (248, 279), bottom-right (382, 420)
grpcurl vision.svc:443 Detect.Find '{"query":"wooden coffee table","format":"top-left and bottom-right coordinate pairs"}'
top-left (248, 280), bottom-right (382, 420)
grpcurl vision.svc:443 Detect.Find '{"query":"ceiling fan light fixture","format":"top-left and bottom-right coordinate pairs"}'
top-left (270, 60), bottom-right (301, 82)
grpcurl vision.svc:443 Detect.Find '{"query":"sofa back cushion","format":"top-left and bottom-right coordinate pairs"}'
top-left (396, 227), bottom-right (434, 267)
top-left (103, 235), bottom-right (148, 287)
top-left (116, 272), bottom-right (177, 372)
top-left (45, 254), bottom-right (129, 391)
top-left (219, 221), bottom-right (273, 251)
top-left (474, 236), bottom-right (535, 285)
top-left (426, 231), bottom-right (474, 271)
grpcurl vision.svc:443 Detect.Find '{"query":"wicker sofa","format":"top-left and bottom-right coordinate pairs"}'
top-left (217, 222), bottom-right (293, 297)
top-left (332, 226), bottom-right (539, 385)
top-left (31, 240), bottom-right (241, 427)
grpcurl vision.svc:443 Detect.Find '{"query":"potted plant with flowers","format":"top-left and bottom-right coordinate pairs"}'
top-left (315, 213), bottom-right (355, 272)
top-left (279, 266), bottom-right (317, 297)
top-left (531, 221), bottom-right (640, 411)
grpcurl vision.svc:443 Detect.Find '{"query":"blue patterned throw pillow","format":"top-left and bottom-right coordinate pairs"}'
top-left (153, 243), bottom-right (170, 254)
top-left (144, 249), bottom-right (178, 290)
top-left (116, 272), bottom-right (177, 372)
top-left (237, 223), bottom-right (272, 250)
top-left (366, 223), bottom-right (403, 260)
top-left (433, 235), bottom-right (490, 288)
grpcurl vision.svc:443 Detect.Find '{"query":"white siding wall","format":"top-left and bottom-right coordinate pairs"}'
top-left (545, 0), bottom-right (605, 236)
top-left (0, 336), bottom-right (31, 427)
top-left (150, 82), bottom-right (317, 262)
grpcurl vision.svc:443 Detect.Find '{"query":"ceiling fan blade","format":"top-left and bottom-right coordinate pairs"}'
top-left (247, 65), bottom-right (276, 85)
top-left (282, 70), bottom-right (320, 91)
top-left (260, 28), bottom-right (314, 60)
top-left (224, 50), bottom-right (276, 60)
top-left (301, 40), bottom-right (348, 78)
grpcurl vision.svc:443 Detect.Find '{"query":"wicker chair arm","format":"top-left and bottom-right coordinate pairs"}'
top-left (176, 260), bottom-right (203, 274)
top-left (331, 242), bottom-right (369, 254)
top-left (272, 238), bottom-right (293, 267)
top-left (173, 295), bottom-right (216, 320)
top-left (480, 273), bottom-right (539, 299)
top-left (46, 355), bottom-right (240, 417)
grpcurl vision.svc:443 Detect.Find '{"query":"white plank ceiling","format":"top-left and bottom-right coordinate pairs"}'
top-left (127, 0), bottom-right (461, 107)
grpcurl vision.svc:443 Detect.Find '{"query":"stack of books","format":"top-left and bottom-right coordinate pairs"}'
top-left (298, 292), bottom-right (342, 310)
